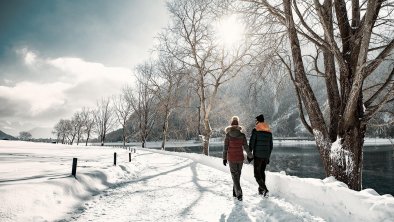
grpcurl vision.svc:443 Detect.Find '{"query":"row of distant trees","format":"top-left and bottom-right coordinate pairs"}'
top-left (51, 60), bottom-right (196, 148)
top-left (52, 0), bottom-right (394, 191)
top-left (52, 107), bottom-right (96, 146)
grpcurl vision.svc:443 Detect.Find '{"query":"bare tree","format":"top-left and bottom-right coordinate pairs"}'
top-left (113, 91), bottom-right (133, 146)
top-left (242, 0), bottom-right (394, 190)
top-left (126, 63), bottom-right (158, 148)
top-left (147, 54), bottom-right (185, 150)
top-left (19, 131), bottom-right (32, 141)
top-left (81, 107), bottom-right (95, 146)
top-left (70, 112), bottom-right (85, 145)
top-left (53, 119), bottom-right (72, 144)
top-left (94, 98), bottom-right (116, 146)
top-left (162, 0), bottom-right (256, 155)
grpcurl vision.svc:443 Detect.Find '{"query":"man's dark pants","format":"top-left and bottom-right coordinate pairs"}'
top-left (253, 156), bottom-right (268, 192)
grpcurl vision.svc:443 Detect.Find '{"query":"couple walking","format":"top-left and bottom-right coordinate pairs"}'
top-left (222, 115), bottom-right (273, 201)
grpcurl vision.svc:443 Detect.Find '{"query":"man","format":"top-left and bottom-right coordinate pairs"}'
top-left (249, 114), bottom-right (273, 197)
top-left (223, 116), bottom-right (253, 201)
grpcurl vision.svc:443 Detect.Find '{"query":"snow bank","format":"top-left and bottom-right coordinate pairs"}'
top-left (0, 141), bottom-right (139, 221)
top-left (266, 174), bottom-right (394, 222)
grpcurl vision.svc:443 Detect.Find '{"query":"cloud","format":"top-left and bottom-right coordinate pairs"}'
top-left (16, 47), bottom-right (38, 66)
top-left (0, 81), bottom-right (70, 115)
top-left (47, 57), bottom-right (132, 84)
top-left (4, 79), bottom-right (13, 84)
top-left (0, 50), bottom-right (134, 137)
top-left (24, 51), bottom-right (37, 65)
top-left (46, 56), bottom-right (134, 109)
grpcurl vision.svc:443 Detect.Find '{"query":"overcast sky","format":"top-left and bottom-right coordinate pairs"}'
top-left (0, 0), bottom-right (169, 137)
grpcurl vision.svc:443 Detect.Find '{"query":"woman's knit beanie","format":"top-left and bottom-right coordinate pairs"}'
top-left (231, 116), bottom-right (239, 125)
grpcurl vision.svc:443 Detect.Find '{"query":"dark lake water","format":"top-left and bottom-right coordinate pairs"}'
top-left (161, 144), bottom-right (394, 196)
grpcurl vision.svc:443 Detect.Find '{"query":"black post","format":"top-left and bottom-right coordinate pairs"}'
top-left (134, 148), bottom-right (136, 153)
top-left (72, 158), bottom-right (77, 178)
top-left (129, 152), bottom-right (131, 162)
top-left (114, 152), bottom-right (117, 166)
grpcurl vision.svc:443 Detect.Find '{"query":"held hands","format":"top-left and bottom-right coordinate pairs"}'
top-left (223, 158), bottom-right (256, 165)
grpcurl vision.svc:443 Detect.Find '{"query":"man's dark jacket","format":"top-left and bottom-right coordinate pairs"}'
top-left (249, 122), bottom-right (273, 159)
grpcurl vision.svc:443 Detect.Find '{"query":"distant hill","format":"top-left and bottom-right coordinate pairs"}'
top-left (0, 130), bottom-right (16, 140)
top-left (105, 128), bottom-right (124, 142)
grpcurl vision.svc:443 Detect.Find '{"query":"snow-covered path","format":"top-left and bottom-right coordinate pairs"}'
top-left (67, 151), bottom-right (324, 222)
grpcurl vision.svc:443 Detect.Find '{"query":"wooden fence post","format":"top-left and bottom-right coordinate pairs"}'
top-left (114, 152), bottom-right (117, 166)
top-left (129, 152), bottom-right (131, 162)
top-left (72, 158), bottom-right (77, 178)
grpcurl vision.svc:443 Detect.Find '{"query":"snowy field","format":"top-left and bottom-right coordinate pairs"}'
top-left (0, 141), bottom-right (393, 222)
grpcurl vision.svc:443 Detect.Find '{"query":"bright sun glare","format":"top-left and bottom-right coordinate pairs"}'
top-left (215, 15), bottom-right (245, 47)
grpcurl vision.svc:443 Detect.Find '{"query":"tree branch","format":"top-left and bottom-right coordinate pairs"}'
top-left (363, 84), bottom-right (394, 122)
top-left (314, 0), bottom-right (348, 73)
top-left (276, 53), bottom-right (313, 134)
top-left (364, 67), bottom-right (394, 107)
top-left (293, 1), bottom-right (329, 50)
top-left (365, 39), bottom-right (394, 77)
top-left (334, 0), bottom-right (352, 53)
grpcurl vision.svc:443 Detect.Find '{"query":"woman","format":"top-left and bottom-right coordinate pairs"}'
top-left (223, 116), bottom-right (253, 201)
top-left (249, 114), bottom-right (273, 197)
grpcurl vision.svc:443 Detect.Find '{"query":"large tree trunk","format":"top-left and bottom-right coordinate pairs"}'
top-left (317, 119), bottom-right (365, 191)
top-left (311, 116), bottom-right (365, 191)
top-left (338, 123), bottom-right (364, 190)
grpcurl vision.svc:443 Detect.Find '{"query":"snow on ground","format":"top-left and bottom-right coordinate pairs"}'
top-left (0, 140), bottom-right (393, 222)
